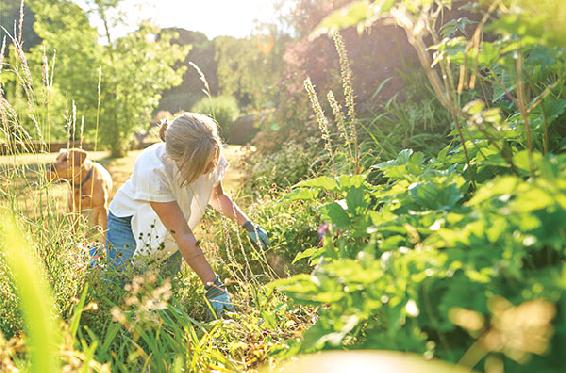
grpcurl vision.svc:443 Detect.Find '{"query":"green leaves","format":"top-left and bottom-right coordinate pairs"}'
top-left (346, 186), bottom-right (367, 212)
top-left (312, 1), bottom-right (372, 38)
top-left (295, 176), bottom-right (338, 191)
top-left (276, 0), bottom-right (566, 366)
top-left (467, 176), bottom-right (519, 206)
top-left (373, 149), bottom-right (424, 180)
top-left (293, 247), bottom-right (325, 264)
top-left (430, 38), bottom-right (501, 68)
top-left (407, 179), bottom-right (464, 211)
top-left (311, 0), bottom-right (398, 39)
top-left (277, 141), bottom-right (566, 362)
top-left (440, 17), bottom-right (476, 38)
top-left (488, 0), bottom-right (566, 48)
top-left (321, 202), bottom-right (351, 228)
top-left (540, 98), bottom-right (566, 122)
top-left (286, 188), bottom-right (319, 201)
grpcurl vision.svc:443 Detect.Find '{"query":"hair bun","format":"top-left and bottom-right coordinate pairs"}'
top-left (159, 119), bottom-right (168, 142)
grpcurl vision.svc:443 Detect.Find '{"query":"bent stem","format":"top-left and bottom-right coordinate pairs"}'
top-left (515, 51), bottom-right (534, 175)
top-left (393, 8), bottom-right (474, 183)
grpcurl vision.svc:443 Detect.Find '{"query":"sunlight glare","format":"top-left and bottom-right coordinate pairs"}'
top-left (76, 0), bottom-right (279, 39)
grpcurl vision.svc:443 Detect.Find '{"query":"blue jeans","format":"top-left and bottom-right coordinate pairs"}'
top-left (105, 211), bottom-right (183, 276)
top-left (106, 211), bottom-right (136, 268)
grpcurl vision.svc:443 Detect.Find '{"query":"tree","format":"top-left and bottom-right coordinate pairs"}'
top-left (80, 0), bottom-right (188, 156)
top-left (0, 0), bottom-right (41, 51)
top-left (99, 22), bottom-right (189, 156)
top-left (28, 0), bottom-right (102, 141)
top-left (0, 0), bottom-right (84, 145)
top-left (158, 28), bottom-right (218, 114)
top-left (215, 28), bottom-right (288, 112)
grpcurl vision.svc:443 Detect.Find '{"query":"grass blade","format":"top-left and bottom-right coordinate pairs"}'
top-left (0, 208), bottom-right (61, 372)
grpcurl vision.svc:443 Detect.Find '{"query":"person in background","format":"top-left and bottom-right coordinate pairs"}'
top-left (105, 112), bottom-right (269, 317)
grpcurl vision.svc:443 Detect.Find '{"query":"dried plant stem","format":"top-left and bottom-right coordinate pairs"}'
top-left (94, 67), bottom-right (102, 153)
top-left (189, 61), bottom-right (212, 99)
top-left (41, 47), bottom-right (51, 150)
top-left (304, 78), bottom-right (334, 163)
top-left (0, 36), bottom-right (6, 77)
top-left (17, 0), bottom-right (24, 45)
top-left (327, 90), bottom-right (353, 164)
top-left (332, 32), bottom-right (359, 171)
top-left (189, 61), bottom-right (217, 123)
top-left (0, 37), bottom-right (6, 133)
top-left (416, 34), bottom-right (471, 172)
top-left (2, 13), bottom-right (45, 149)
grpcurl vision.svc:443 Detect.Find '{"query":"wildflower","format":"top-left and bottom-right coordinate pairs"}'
top-left (304, 78), bottom-right (333, 158)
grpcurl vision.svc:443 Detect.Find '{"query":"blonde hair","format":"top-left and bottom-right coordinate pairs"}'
top-left (159, 113), bottom-right (221, 185)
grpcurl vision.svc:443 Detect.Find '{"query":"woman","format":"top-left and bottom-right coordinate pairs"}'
top-left (106, 113), bottom-right (268, 317)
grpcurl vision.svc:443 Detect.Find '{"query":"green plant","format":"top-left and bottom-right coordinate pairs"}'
top-left (99, 21), bottom-right (188, 156)
top-left (274, 149), bottom-right (566, 370)
top-left (359, 70), bottom-right (452, 164)
top-left (22, 0), bottom-right (189, 155)
top-left (191, 95), bottom-right (240, 140)
top-left (247, 137), bottom-right (326, 192)
top-left (270, 2), bottom-right (566, 372)
top-left (3, 0), bottom-right (566, 371)
top-left (0, 209), bottom-right (61, 372)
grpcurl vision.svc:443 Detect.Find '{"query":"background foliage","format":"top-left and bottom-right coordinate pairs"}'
top-left (191, 95), bottom-right (240, 140)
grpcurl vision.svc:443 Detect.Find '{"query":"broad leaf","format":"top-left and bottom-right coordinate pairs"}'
top-left (321, 202), bottom-right (351, 228)
top-left (295, 176), bottom-right (338, 191)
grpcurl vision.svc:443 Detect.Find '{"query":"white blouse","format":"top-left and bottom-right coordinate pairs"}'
top-left (109, 142), bottom-right (228, 259)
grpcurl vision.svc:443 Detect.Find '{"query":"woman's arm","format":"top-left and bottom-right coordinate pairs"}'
top-left (209, 181), bottom-right (250, 226)
top-left (209, 182), bottom-right (269, 250)
top-left (150, 200), bottom-right (215, 284)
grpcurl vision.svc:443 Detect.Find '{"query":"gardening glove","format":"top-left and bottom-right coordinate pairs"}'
top-left (205, 275), bottom-right (235, 318)
top-left (85, 243), bottom-right (103, 268)
top-left (243, 221), bottom-right (269, 250)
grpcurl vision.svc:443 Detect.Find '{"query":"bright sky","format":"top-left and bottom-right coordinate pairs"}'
top-left (74, 0), bottom-right (282, 40)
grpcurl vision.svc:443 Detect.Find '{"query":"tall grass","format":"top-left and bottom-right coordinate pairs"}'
top-left (0, 209), bottom-right (60, 372)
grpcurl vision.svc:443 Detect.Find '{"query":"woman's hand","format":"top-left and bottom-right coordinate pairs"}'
top-left (243, 221), bottom-right (269, 250)
top-left (210, 182), bottom-right (269, 249)
top-left (205, 275), bottom-right (235, 317)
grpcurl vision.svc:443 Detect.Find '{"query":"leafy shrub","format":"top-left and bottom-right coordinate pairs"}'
top-left (247, 138), bottom-right (326, 192)
top-left (191, 95), bottom-right (240, 140)
top-left (270, 1), bottom-right (566, 372)
top-left (275, 149), bottom-right (566, 370)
